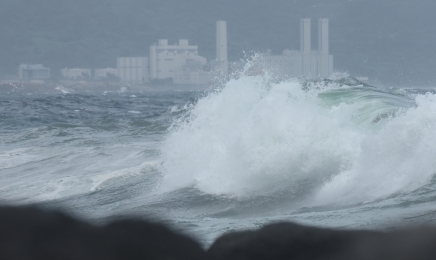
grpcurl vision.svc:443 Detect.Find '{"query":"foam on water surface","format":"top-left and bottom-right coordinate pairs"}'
top-left (160, 74), bottom-right (429, 206)
top-left (2, 76), bottom-right (436, 244)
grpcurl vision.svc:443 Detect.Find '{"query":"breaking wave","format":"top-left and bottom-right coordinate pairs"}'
top-left (160, 73), bottom-right (436, 207)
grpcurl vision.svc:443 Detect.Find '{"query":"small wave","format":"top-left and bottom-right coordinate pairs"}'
top-left (55, 86), bottom-right (74, 94)
top-left (90, 161), bottom-right (160, 192)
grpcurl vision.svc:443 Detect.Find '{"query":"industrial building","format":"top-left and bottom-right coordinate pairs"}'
top-left (115, 21), bottom-right (227, 85)
top-left (260, 18), bottom-right (334, 79)
top-left (117, 57), bottom-right (149, 83)
top-left (149, 39), bottom-right (207, 84)
top-left (15, 19), bottom-right (337, 85)
top-left (94, 68), bottom-right (118, 79)
top-left (61, 68), bottom-right (91, 80)
top-left (18, 64), bottom-right (50, 80)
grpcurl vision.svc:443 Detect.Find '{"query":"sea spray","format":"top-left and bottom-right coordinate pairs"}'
top-left (315, 92), bottom-right (436, 205)
top-left (160, 75), bottom-right (377, 198)
top-left (159, 71), bottom-right (436, 209)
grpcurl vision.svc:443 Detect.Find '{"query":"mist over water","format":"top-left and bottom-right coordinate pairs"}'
top-left (2, 71), bottom-right (436, 244)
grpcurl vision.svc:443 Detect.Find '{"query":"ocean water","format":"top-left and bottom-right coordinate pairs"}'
top-left (2, 74), bottom-right (436, 245)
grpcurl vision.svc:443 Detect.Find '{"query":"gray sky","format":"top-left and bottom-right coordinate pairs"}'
top-left (1, 0), bottom-right (435, 85)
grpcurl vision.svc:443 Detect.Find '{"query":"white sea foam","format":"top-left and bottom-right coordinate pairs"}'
top-left (161, 75), bottom-right (361, 196)
top-left (315, 92), bottom-right (436, 205)
top-left (160, 73), bottom-right (436, 206)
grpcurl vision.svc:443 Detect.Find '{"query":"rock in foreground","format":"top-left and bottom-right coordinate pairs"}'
top-left (0, 206), bottom-right (207, 260)
top-left (209, 222), bottom-right (436, 260)
top-left (1, 205), bottom-right (436, 259)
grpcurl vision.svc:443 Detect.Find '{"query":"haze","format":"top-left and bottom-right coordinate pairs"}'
top-left (1, 0), bottom-right (435, 85)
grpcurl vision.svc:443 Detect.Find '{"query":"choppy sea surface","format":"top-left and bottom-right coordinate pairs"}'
top-left (2, 74), bottom-right (436, 245)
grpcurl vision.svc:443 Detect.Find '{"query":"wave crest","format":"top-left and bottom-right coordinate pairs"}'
top-left (160, 73), bottom-right (436, 206)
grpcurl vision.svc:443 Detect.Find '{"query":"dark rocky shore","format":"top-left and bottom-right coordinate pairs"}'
top-left (1, 205), bottom-right (436, 260)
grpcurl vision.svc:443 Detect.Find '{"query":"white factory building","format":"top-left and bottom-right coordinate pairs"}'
top-left (117, 57), bottom-right (149, 83)
top-left (112, 19), bottom-right (333, 84)
top-left (61, 68), bottom-right (91, 80)
top-left (149, 39), bottom-right (207, 84)
top-left (18, 64), bottom-right (50, 80)
top-left (116, 21), bottom-right (227, 84)
top-left (260, 18), bottom-right (334, 79)
top-left (17, 19), bottom-right (336, 84)
top-left (94, 68), bottom-right (118, 79)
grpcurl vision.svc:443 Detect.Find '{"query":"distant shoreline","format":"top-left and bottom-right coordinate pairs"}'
top-left (0, 81), bottom-right (211, 94)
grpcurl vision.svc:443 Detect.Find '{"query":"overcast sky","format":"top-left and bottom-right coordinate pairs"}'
top-left (1, 0), bottom-right (435, 85)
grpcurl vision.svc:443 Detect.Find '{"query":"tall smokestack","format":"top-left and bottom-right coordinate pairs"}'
top-left (300, 19), bottom-right (311, 76)
top-left (318, 18), bottom-right (329, 55)
top-left (300, 19), bottom-right (311, 54)
top-left (216, 21), bottom-right (227, 62)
